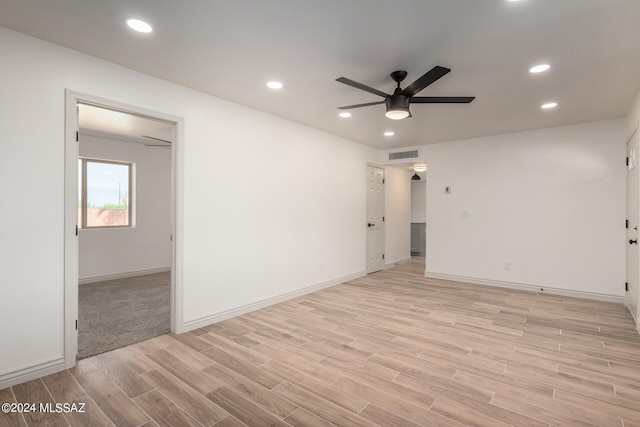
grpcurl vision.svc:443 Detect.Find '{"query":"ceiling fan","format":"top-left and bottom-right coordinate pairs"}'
top-left (336, 66), bottom-right (474, 120)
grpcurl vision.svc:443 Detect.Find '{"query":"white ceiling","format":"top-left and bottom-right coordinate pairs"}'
top-left (1, 0), bottom-right (639, 150)
top-left (78, 103), bottom-right (174, 146)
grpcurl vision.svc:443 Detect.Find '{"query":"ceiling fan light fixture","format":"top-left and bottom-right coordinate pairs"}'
top-left (385, 95), bottom-right (411, 120)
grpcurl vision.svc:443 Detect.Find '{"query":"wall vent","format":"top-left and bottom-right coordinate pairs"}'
top-left (389, 150), bottom-right (419, 161)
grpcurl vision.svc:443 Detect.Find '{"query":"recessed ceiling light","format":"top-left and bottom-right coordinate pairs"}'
top-left (529, 64), bottom-right (551, 73)
top-left (541, 102), bottom-right (558, 109)
top-left (126, 18), bottom-right (153, 33)
top-left (339, 112), bottom-right (351, 118)
top-left (266, 81), bottom-right (283, 89)
top-left (384, 131), bottom-right (395, 137)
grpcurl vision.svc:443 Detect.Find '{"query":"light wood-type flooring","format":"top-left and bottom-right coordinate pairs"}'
top-left (2, 258), bottom-right (640, 426)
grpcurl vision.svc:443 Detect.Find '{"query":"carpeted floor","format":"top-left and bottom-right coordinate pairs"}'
top-left (78, 271), bottom-right (170, 359)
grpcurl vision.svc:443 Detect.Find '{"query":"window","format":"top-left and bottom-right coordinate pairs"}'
top-left (78, 158), bottom-right (133, 228)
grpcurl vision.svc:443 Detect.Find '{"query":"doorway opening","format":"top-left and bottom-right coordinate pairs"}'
top-left (410, 167), bottom-right (426, 260)
top-left (64, 91), bottom-right (182, 367)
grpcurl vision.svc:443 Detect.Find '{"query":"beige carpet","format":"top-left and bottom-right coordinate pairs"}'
top-left (78, 272), bottom-right (170, 359)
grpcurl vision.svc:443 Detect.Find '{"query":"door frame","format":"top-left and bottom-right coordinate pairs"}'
top-left (365, 164), bottom-right (385, 274)
top-left (64, 90), bottom-right (184, 368)
top-left (626, 123), bottom-right (640, 327)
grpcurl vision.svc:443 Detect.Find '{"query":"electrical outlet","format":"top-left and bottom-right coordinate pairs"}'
top-left (504, 261), bottom-right (511, 270)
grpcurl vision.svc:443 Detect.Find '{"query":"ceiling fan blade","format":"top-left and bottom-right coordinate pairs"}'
top-left (400, 66), bottom-right (451, 97)
top-left (337, 100), bottom-right (386, 110)
top-left (410, 96), bottom-right (475, 103)
top-left (336, 77), bottom-right (389, 98)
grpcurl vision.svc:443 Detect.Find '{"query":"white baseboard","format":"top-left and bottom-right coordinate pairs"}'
top-left (79, 267), bottom-right (171, 285)
top-left (183, 271), bottom-right (366, 332)
top-left (0, 357), bottom-right (66, 390)
top-left (384, 257), bottom-right (411, 270)
top-left (424, 272), bottom-right (624, 304)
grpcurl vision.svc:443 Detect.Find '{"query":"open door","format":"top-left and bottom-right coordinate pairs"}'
top-left (626, 128), bottom-right (639, 324)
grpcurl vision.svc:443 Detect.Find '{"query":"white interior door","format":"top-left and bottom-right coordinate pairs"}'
top-left (626, 129), bottom-right (639, 324)
top-left (366, 166), bottom-right (384, 273)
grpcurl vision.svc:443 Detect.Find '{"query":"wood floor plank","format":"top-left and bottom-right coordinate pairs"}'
top-left (10, 380), bottom-right (68, 427)
top-left (200, 346), bottom-right (283, 389)
top-left (283, 408), bottom-right (334, 427)
top-left (0, 387), bottom-right (27, 427)
top-left (553, 388), bottom-right (640, 424)
top-left (331, 376), bottom-right (457, 427)
top-left (64, 395), bottom-right (113, 427)
top-left (142, 368), bottom-right (229, 425)
top-left (39, 370), bottom-right (85, 403)
top-left (262, 360), bottom-right (368, 413)
top-left (95, 360), bottom-right (155, 398)
top-left (271, 381), bottom-right (375, 427)
top-left (429, 398), bottom-right (534, 427)
top-left (134, 390), bottom-right (201, 427)
top-left (490, 392), bottom-right (598, 427)
top-left (202, 362), bottom-right (297, 419)
top-left (73, 369), bottom-right (150, 427)
top-left (358, 403), bottom-right (423, 427)
top-left (147, 348), bottom-right (222, 394)
top-left (205, 386), bottom-right (291, 427)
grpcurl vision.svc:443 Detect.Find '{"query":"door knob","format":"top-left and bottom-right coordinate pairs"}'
top-left (630, 239), bottom-right (638, 245)
top-left (368, 223), bottom-right (375, 227)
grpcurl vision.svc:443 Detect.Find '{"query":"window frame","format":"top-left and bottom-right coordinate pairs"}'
top-left (78, 157), bottom-right (134, 229)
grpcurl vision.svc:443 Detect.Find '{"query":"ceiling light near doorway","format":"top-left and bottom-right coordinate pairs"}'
top-left (529, 64), bottom-right (551, 73)
top-left (541, 102), bottom-right (558, 109)
top-left (126, 18), bottom-right (153, 33)
top-left (267, 81), bottom-right (283, 89)
top-left (413, 163), bottom-right (427, 172)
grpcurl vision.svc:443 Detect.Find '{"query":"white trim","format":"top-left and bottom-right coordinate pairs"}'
top-left (183, 271), bottom-right (366, 332)
top-left (78, 267), bottom-right (171, 285)
top-left (384, 257), bottom-right (411, 270)
top-left (64, 91), bottom-right (79, 368)
top-left (424, 272), bottom-right (624, 304)
top-left (0, 357), bottom-right (65, 390)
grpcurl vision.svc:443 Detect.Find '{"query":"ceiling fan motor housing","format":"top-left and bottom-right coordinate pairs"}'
top-left (386, 95), bottom-right (411, 118)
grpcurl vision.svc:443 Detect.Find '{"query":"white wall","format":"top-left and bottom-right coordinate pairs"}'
top-left (384, 166), bottom-right (411, 267)
top-left (78, 135), bottom-right (171, 281)
top-left (411, 180), bottom-right (427, 223)
top-left (0, 27), bottom-right (381, 385)
top-left (420, 120), bottom-right (626, 299)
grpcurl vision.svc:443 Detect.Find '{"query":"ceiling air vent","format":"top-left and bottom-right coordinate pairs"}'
top-left (389, 150), bottom-right (418, 161)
